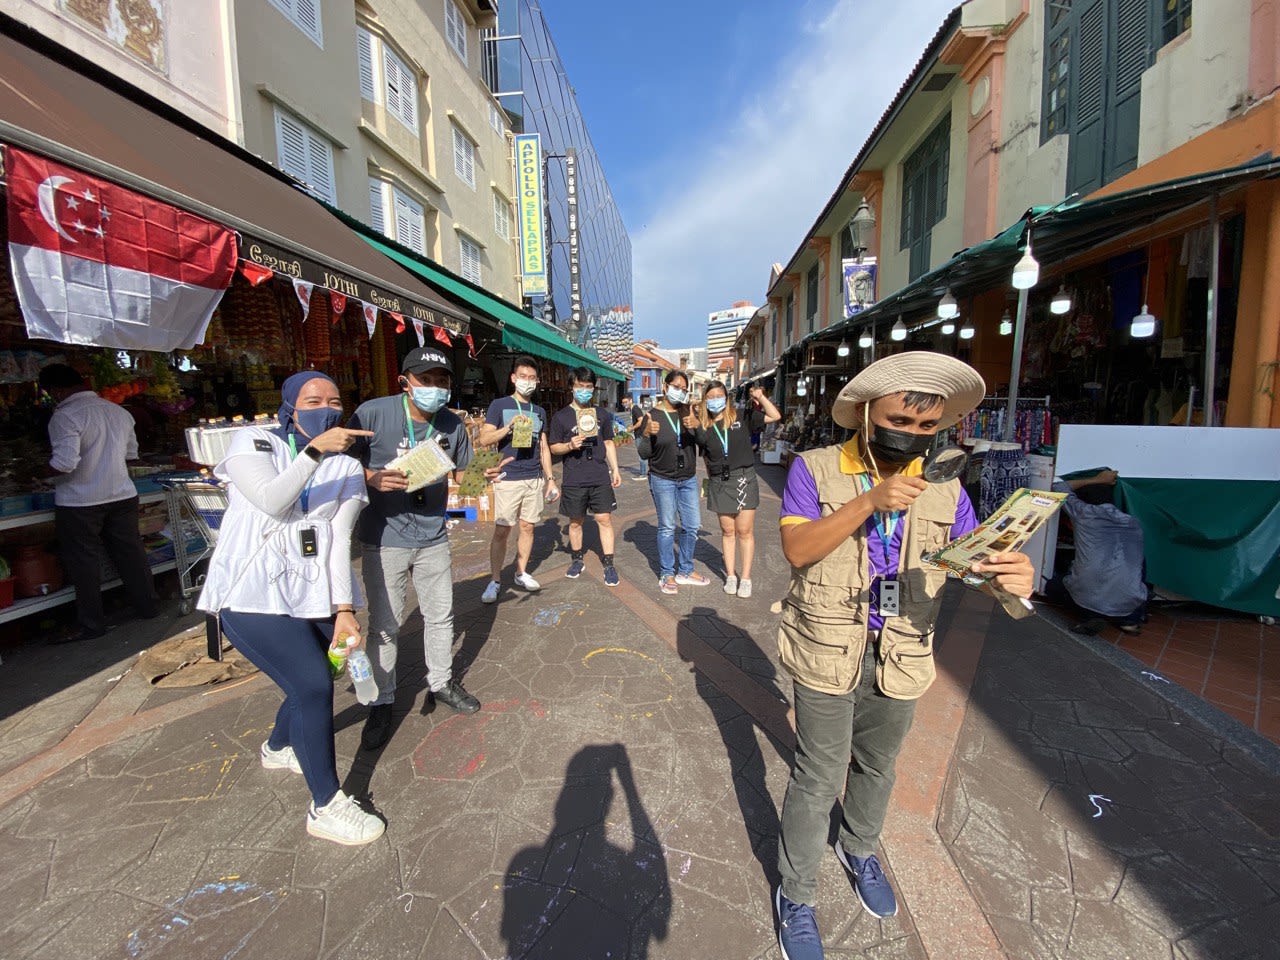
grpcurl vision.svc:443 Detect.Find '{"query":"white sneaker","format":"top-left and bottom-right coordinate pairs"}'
top-left (514, 571), bottom-right (542, 592)
top-left (307, 790), bottom-right (385, 846)
top-left (481, 580), bottom-right (501, 604)
top-left (261, 741), bottom-right (303, 775)
top-left (737, 579), bottom-right (753, 599)
top-left (724, 575), bottom-right (739, 595)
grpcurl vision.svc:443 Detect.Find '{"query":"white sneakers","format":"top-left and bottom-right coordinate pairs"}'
top-left (724, 575), bottom-right (739, 595)
top-left (482, 572), bottom-right (540, 604)
top-left (738, 579), bottom-right (753, 599)
top-left (307, 790), bottom-right (385, 846)
top-left (481, 580), bottom-right (501, 604)
top-left (260, 741), bottom-right (302, 775)
top-left (514, 571), bottom-right (541, 592)
top-left (675, 572), bottom-right (711, 587)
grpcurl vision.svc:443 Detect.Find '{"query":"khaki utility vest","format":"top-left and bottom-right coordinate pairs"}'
top-left (777, 442), bottom-right (960, 699)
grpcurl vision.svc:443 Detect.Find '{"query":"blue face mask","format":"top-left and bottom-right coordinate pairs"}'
top-left (574, 388), bottom-right (595, 406)
top-left (665, 386), bottom-right (688, 405)
top-left (706, 397), bottom-right (727, 415)
top-left (293, 406), bottom-right (342, 439)
top-left (411, 386), bottom-right (450, 414)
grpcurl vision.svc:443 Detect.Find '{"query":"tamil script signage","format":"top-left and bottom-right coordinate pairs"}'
top-left (842, 257), bottom-right (878, 319)
top-left (566, 147), bottom-right (582, 328)
top-left (241, 237), bottom-right (468, 336)
top-left (515, 134), bottom-right (548, 296)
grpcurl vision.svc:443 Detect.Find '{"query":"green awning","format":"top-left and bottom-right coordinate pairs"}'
top-left (358, 233), bottom-right (625, 382)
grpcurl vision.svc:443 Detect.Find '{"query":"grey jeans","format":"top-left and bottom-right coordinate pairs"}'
top-left (778, 641), bottom-right (918, 905)
top-left (362, 541), bottom-right (455, 704)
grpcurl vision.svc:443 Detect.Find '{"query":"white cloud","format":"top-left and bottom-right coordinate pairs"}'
top-left (633, 0), bottom-right (957, 345)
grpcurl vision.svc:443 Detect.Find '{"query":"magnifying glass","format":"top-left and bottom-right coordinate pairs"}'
top-left (921, 444), bottom-right (969, 483)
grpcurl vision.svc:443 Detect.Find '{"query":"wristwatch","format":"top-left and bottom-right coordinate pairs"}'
top-left (303, 444), bottom-right (323, 462)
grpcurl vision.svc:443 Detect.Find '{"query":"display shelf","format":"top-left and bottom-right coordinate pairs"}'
top-left (0, 491), bottom-right (166, 533)
top-left (0, 558), bottom-right (177, 625)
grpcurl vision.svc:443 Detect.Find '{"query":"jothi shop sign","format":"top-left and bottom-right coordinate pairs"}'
top-left (240, 237), bottom-right (468, 337)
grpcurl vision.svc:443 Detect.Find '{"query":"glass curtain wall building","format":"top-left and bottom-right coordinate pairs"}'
top-left (485, 1), bottom-right (634, 375)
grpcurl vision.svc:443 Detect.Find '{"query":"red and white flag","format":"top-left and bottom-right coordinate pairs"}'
top-left (411, 318), bottom-right (425, 347)
top-left (5, 147), bottom-right (236, 351)
top-left (433, 325), bottom-right (452, 347)
top-left (330, 290), bottom-right (348, 318)
top-left (362, 301), bottom-right (378, 338)
top-left (293, 278), bottom-right (315, 322)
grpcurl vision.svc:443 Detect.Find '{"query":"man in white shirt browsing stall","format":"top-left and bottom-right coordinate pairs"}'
top-left (39, 363), bottom-right (159, 643)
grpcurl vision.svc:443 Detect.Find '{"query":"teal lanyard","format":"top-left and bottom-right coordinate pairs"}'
top-left (857, 473), bottom-right (900, 550)
top-left (660, 409), bottom-right (683, 448)
top-left (285, 434), bottom-right (318, 516)
top-left (402, 395), bottom-right (436, 449)
top-left (712, 422), bottom-right (729, 456)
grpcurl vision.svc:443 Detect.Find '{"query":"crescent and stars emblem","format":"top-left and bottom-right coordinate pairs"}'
top-left (35, 174), bottom-right (109, 243)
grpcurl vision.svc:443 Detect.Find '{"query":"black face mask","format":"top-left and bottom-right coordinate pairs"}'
top-left (868, 424), bottom-right (934, 463)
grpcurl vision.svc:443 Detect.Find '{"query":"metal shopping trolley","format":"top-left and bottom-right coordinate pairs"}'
top-left (156, 473), bottom-right (227, 616)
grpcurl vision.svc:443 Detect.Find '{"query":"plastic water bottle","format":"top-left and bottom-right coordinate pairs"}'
top-left (347, 649), bottom-right (379, 705)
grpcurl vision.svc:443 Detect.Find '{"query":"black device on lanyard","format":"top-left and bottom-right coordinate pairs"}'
top-left (299, 527), bottom-right (318, 557)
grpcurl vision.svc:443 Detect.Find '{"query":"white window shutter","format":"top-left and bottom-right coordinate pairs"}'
top-left (368, 179), bottom-right (386, 235)
top-left (275, 110), bottom-right (309, 183)
top-left (295, 0), bottom-right (321, 41)
top-left (382, 46), bottom-right (402, 122)
top-left (305, 131), bottom-right (336, 204)
top-left (357, 28), bottom-right (377, 102)
top-left (382, 47), bottom-right (417, 130)
top-left (460, 236), bottom-right (481, 283)
top-left (408, 206), bottom-right (425, 254)
top-left (393, 191), bottom-right (412, 244)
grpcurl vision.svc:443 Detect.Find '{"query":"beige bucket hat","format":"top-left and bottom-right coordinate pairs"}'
top-left (831, 351), bottom-right (986, 430)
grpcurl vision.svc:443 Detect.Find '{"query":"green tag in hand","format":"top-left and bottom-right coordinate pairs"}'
top-left (459, 448), bottom-right (502, 497)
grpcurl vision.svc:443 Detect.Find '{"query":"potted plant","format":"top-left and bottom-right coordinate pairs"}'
top-left (0, 553), bottom-right (13, 609)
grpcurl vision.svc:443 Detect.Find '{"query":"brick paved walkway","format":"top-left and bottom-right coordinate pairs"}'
top-left (0, 448), bottom-right (1277, 958)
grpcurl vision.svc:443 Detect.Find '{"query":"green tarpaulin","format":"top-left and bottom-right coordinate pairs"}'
top-left (361, 235), bottom-right (625, 382)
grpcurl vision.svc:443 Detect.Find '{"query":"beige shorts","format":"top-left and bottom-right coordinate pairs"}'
top-left (493, 477), bottom-right (544, 526)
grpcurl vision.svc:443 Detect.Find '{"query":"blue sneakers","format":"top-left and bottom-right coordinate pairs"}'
top-left (565, 558), bottom-right (585, 579)
top-left (774, 887), bottom-right (824, 960)
top-left (603, 564), bottom-right (620, 587)
top-left (835, 847), bottom-right (898, 918)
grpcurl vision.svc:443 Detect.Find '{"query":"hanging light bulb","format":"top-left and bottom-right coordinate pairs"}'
top-left (937, 288), bottom-right (959, 319)
top-left (837, 340), bottom-right (851, 357)
top-left (1011, 235), bottom-right (1040, 290)
top-left (1050, 284), bottom-right (1072, 315)
top-left (999, 308), bottom-right (1013, 336)
top-left (891, 317), bottom-right (908, 341)
top-left (959, 318), bottom-right (975, 340)
top-left (796, 379), bottom-right (808, 396)
top-left (858, 328), bottom-right (873, 349)
top-left (1130, 304), bottom-right (1157, 338)
top-left (941, 321), bottom-right (956, 335)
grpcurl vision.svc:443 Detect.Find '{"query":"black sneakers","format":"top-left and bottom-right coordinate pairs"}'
top-left (361, 703), bottom-right (394, 750)
top-left (433, 680), bottom-right (481, 714)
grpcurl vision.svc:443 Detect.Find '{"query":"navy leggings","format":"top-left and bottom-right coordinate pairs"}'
top-left (220, 610), bottom-right (339, 807)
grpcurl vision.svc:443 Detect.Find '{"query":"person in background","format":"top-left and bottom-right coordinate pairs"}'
top-left (695, 383), bottom-right (780, 599)
top-left (549, 368), bottom-right (623, 586)
top-left (748, 392), bottom-right (767, 452)
top-left (197, 372), bottom-right (384, 846)
top-left (621, 395), bottom-right (649, 480)
top-left (39, 363), bottom-right (158, 644)
top-left (348, 347), bottom-right (505, 750)
top-left (637, 370), bottom-right (710, 595)
top-left (479, 356), bottom-right (558, 604)
top-left (1046, 469), bottom-right (1149, 635)
top-left (772, 353), bottom-right (1036, 959)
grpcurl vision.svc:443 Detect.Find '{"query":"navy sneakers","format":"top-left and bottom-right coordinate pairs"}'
top-left (835, 847), bottom-right (898, 918)
top-left (774, 887), bottom-right (824, 960)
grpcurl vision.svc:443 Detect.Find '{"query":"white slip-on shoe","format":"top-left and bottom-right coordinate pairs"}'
top-left (260, 741), bottom-right (303, 775)
top-left (306, 790), bottom-right (385, 846)
top-left (481, 580), bottom-right (501, 604)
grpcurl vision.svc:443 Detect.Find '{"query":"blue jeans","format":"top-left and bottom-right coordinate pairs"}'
top-left (649, 475), bottom-right (699, 577)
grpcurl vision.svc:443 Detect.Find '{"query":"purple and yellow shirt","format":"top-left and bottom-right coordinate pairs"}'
top-left (779, 440), bottom-right (977, 633)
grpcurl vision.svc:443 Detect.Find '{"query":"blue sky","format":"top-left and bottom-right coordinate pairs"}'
top-left (541, 0), bottom-right (960, 347)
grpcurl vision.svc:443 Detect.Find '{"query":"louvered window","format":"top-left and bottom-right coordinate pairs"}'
top-left (274, 108), bottom-right (336, 204)
top-left (493, 193), bottom-right (511, 239)
top-left (459, 236), bottom-right (482, 284)
top-left (383, 45), bottom-right (417, 131)
top-left (806, 264), bottom-right (820, 334)
top-left (452, 124), bottom-right (476, 188)
top-left (393, 189), bottom-right (427, 254)
top-left (368, 179), bottom-right (387, 235)
top-left (445, 0), bottom-right (467, 62)
top-left (900, 113), bottom-right (950, 281)
top-left (268, 0), bottom-right (322, 48)
top-left (356, 28), bottom-right (377, 102)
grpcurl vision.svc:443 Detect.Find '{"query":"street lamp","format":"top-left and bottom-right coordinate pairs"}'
top-left (847, 199), bottom-right (876, 257)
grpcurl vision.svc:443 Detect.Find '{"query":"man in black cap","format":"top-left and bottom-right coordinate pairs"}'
top-left (347, 347), bottom-right (490, 748)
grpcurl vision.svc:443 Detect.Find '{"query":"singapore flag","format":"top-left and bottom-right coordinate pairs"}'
top-left (5, 147), bottom-right (237, 351)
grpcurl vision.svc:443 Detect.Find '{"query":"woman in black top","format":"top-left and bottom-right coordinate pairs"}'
top-left (696, 383), bottom-right (780, 599)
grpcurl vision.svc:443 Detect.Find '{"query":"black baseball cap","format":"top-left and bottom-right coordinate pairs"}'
top-left (401, 347), bottom-right (453, 376)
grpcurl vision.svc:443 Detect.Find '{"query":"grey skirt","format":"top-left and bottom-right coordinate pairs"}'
top-left (706, 466), bottom-right (760, 514)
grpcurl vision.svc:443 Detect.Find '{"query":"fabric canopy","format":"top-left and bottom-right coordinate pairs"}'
top-left (0, 27), bottom-right (468, 336)
top-left (358, 232), bottom-right (626, 382)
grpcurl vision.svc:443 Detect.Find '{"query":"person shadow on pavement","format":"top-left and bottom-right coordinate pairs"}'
top-left (677, 607), bottom-right (790, 890)
top-left (501, 744), bottom-right (672, 959)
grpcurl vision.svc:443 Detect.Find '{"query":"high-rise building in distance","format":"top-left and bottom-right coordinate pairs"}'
top-left (708, 302), bottom-right (756, 383)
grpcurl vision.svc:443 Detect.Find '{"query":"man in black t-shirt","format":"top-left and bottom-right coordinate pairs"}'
top-left (621, 396), bottom-right (648, 479)
top-left (549, 368), bottom-right (622, 586)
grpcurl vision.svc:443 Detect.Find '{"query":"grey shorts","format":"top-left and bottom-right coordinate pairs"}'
top-left (706, 467), bottom-right (760, 514)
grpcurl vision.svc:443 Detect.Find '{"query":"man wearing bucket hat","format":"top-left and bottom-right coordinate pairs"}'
top-left (771, 352), bottom-right (1035, 960)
